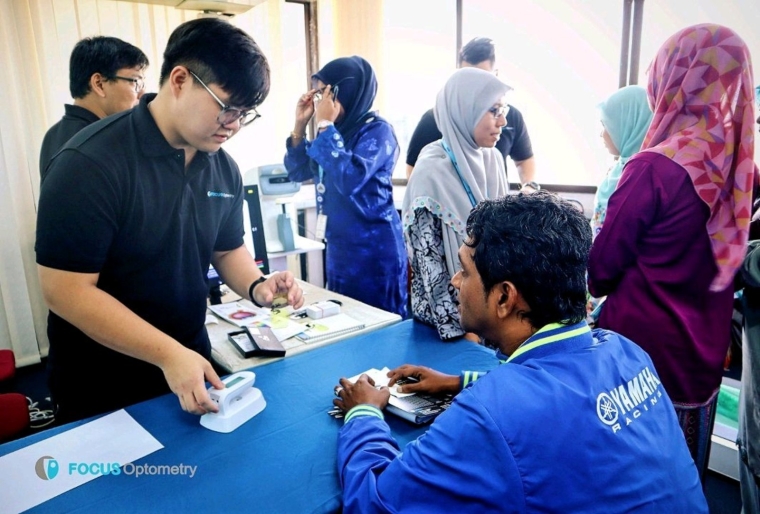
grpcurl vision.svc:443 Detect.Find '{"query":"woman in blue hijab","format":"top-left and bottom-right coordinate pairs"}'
top-left (591, 85), bottom-right (652, 238)
top-left (284, 56), bottom-right (407, 316)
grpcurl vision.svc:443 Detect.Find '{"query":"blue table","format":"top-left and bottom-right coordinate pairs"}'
top-left (1, 320), bottom-right (498, 513)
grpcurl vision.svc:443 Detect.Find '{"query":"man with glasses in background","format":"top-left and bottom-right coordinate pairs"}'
top-left (36, 18), bottom-right (303, 423)
top-left (39, 36), bottom-right (149, 182)
top-left (405, 37), bottom-right (538, 192)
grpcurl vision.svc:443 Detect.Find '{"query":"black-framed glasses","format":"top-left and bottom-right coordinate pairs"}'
top-left (111, 75), bottom-right (145, 93)
top-left (188, 70), bottom-right (260, 127)
top-left (488, 104), bottom-right (510, 119)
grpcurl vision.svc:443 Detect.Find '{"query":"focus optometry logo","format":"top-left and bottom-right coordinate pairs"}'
top-left (34, 457), bottom-right (198, 479)
top-left (34, 456), bottom-right (59, 480)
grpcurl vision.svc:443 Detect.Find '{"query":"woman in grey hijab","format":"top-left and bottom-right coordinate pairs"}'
top-left (402, 67), bottom-right (511, 341)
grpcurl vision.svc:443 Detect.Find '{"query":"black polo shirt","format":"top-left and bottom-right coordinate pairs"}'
top-left (39, 104), bottom-right (100, 182)
top-left (405, 106), bottom-right (534, 179)
top-left (36, 93), bottom-right (244, 419)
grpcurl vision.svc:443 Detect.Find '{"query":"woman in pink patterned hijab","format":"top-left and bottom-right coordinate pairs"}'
top-left (644, 23), bottom-right (756, 291)
top-left (589, 23), bottom-right (756, 479)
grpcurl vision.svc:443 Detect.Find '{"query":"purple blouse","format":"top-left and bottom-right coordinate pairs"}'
top-left (588, 151), bottom-right (733, 405)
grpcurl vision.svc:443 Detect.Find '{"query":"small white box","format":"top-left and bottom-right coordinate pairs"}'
top-left (306, 301), bottom-right (341, 319)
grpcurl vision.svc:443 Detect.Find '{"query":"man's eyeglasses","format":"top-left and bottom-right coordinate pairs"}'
top-left (488, 104), bottom-right (510, 119)
top-left (188, 70), bottom-right (260, 127)
top-left (111, 76), bottom-right (145, 94)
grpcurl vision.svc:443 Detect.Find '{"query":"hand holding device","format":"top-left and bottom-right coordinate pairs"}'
top-left (161, 346), bottom-right (223, 415)
top-left (333, 374), bottom-right (390, 413)
top-left (200, 371), bottom-right (266, 433)
top-left (251, 271), bottom-right (304, 310)
top-left (387, 364), bottom-right (461, 395)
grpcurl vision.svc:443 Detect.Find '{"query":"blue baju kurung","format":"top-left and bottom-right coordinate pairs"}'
top-left (284, 118), bottom-right (407, 316)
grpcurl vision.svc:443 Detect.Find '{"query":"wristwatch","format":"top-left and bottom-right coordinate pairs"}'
top-left (520, 181), bottom-right (541, 191)
top-left (248, 276), bottom-right (267, 308)
top-left (316, 120), bottom-right (334, 131)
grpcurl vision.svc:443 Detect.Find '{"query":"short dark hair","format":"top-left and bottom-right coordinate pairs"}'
top-left (458, 37), bottom-right (496, 67)
top-left (465, 192), bottom-right (591, 328)
top-left (69, 36), bottom-right (149, 98)
top-left (160, 18), bottom-right (270, 109)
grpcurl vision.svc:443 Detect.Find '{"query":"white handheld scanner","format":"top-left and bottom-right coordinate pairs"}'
top-left (200, 371), bottom-right (266, 433)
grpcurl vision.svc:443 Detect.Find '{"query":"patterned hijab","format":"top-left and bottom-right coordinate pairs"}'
top-left (642, 23), bottom-right (756, 291)
top-left (312, 56), bottom-right (377, 141)
top-left (592, 85), bottom-right (652, 238)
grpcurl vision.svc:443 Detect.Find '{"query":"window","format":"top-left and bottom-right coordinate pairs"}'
top-left (463, 0), bottom-right (623, 186)
top-left (381, 0), bottom-right (458, 179)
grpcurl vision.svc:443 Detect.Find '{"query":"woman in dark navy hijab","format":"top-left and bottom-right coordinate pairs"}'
top-left (284, 56), bottom-right (407, 316)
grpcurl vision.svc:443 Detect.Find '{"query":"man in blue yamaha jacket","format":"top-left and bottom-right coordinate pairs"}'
top-left (333, 192), bottom-right (707, 513)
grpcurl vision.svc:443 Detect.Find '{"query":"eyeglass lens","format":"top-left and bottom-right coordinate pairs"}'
top-left (313, 83), bottom-right (341, 103)
top-left (490, 105), bottom-right (509, 118)
top-left (112, 76), bottom-right (144, 93)
top-left (219, 108), bottom-right (259, 126)
top-left (189, 69), bottom-right (259, 126)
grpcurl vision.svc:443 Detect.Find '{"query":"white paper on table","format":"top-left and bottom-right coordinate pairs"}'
top-left (267, 319), bottom-right (307, 342)
top-left (0, 410), bottom-right (163, 513)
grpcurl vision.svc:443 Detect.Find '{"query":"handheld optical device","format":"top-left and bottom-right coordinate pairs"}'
top-left (200, 371), bottom-right (266, 433)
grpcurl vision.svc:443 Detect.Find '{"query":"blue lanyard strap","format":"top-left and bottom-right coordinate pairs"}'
top-left (441, 140), bottom-right (477, 208)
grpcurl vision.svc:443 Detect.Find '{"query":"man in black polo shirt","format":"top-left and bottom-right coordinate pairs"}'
top-left (36, 18), bottom-right (304, 423)
top-left (405, 37), bottom-right (539, 192)
top-left (39, 36), bottom-right (149, 182)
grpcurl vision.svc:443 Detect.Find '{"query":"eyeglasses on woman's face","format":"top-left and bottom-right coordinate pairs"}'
top-left (312, 77), bottom-right (355, 103)
top-left (313, 84), bottom-right (339, 103)
top-left (487, 104), bottom-right (510, 119)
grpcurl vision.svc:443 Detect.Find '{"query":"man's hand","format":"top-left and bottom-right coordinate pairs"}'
top-left (333, 374), bottom-right (390, 412)
top-left (387, 365), bottom-right (461, 395)
top-left (160, 346), bottom-right (224, 415)
top-left (253, 271), bottom-right (304, 309)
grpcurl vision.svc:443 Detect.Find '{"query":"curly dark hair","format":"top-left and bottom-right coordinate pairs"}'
top-left (465, 192), bottom-right (591, 328)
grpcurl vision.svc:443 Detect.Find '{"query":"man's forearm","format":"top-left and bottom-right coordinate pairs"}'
top-left (39, 266), bottom-right (185, 368)
top-left (514, 156), bottom-right (536, 185)
top-left (212, 245), bottom-right (264, 301)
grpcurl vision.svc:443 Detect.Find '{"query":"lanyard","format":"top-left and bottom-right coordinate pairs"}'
top-left (316, 165), bottom-right (325, 214)
top-left (441, 140), bottom-right (477, 208)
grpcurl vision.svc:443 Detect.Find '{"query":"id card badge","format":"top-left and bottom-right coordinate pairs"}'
top-left (315, 213), bottom-right (328, 240)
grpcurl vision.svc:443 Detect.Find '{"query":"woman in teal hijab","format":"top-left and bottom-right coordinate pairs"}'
top-left (591, 85), bottom-right (653, 238)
